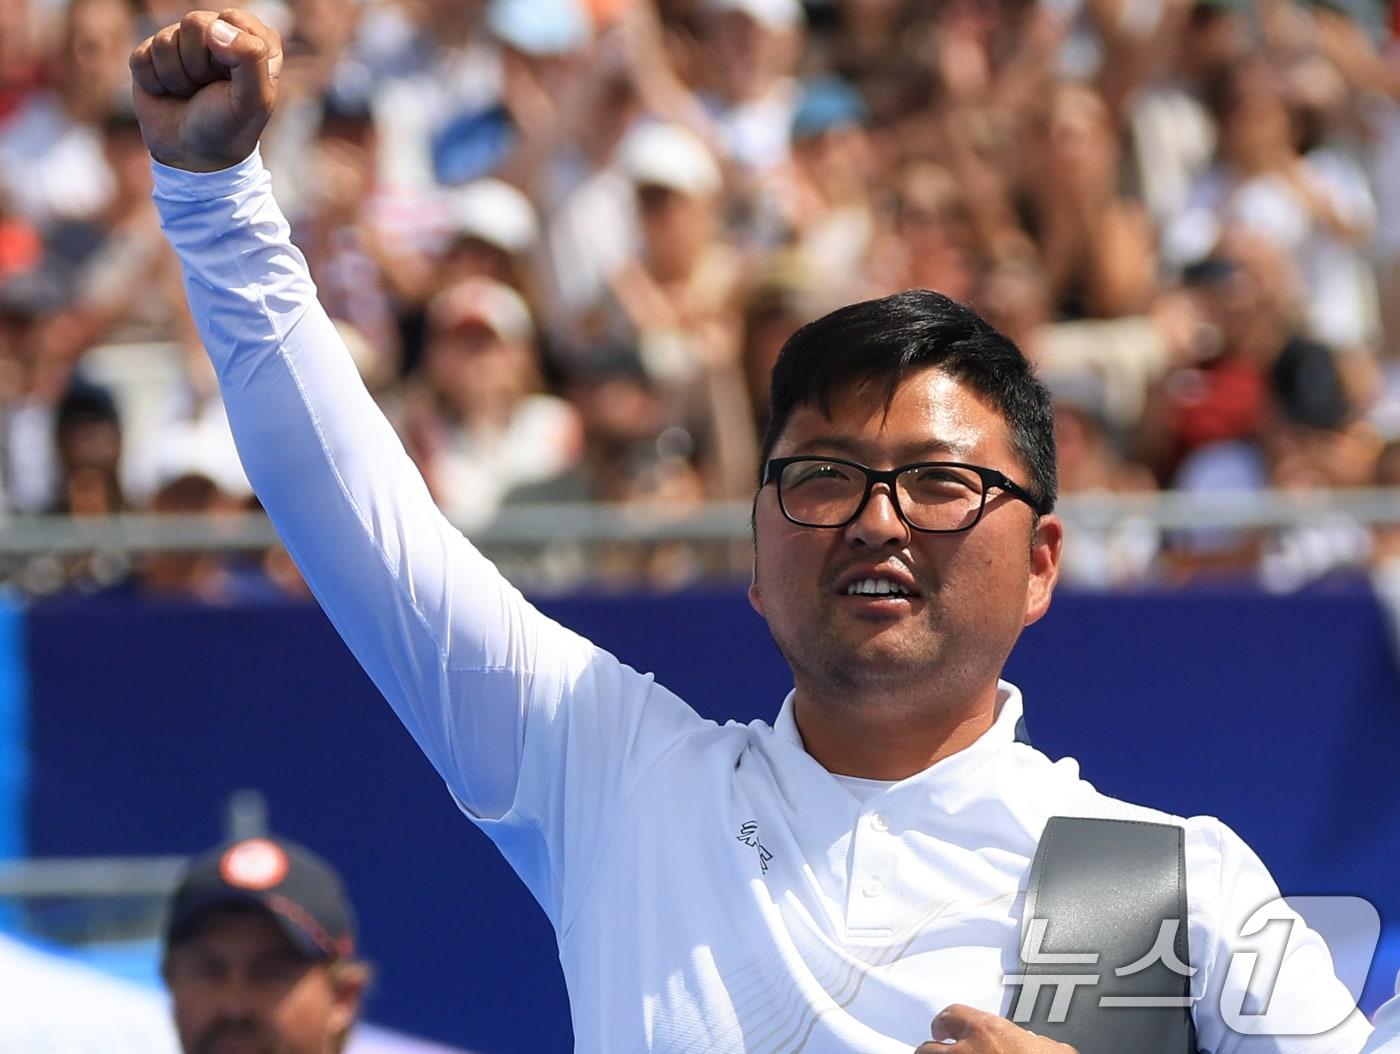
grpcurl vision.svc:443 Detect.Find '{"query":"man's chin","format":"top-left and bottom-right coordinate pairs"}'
top-left (195, 1029), bottom-right (275, 1054)
top-left (804, 635), bottom-right (946, 690)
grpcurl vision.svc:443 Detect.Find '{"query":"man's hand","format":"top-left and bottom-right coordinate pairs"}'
top-left (129, 9), bottom-right (282, 172)
top-left (914, 1004), bottom-right (1078, 1053)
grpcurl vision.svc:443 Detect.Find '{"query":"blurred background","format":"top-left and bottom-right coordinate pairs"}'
top-left (0, 0), bottom-right (1398, 1049)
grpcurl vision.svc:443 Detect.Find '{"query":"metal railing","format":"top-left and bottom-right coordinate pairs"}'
top-left (0, 791), bottom-right (269, 944)
top-left (0, 488), bottom-right (1396, 555)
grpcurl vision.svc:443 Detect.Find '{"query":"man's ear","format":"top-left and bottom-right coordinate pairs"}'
top-left (327, 962), bottom-right (369, 1035)
top-left (748, 568), bottom-right (764, 617)
top-left (1024, 513), bottom-right (1063, 627)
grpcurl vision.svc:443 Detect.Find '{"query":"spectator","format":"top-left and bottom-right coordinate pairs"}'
top-left (52, 378), bottom-right (123, 517)
top-left (136, 472), bottom-right (232, 602)
top-left (698, 0), bottom-right (806, 175)
top-left (0, 0), bottom-right (136, 227)
top-left (7, 0), bottom-right (1400, 594)
top-left (1166, 61), bottom-right (1379, 354)
top-left (400, 276), bottom-right (580, 531)
top-left (778, 76), bottom-right (880, 300)
top-left (163, 835), bottom-right (369, 1054)
top-left (295, 93), bottom-right (412, 371)
top-left (609, 121), bottom-right (758, 497)
top-left (436, 176), bottom-right (540, 299)
top-left (368, 0), bottom-right (501, 192)
top-left (1022, 82), bottom-right (1157, 320)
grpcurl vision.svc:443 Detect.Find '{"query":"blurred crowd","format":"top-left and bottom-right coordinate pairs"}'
top-left (3, 0), bottom-right (1400, 598)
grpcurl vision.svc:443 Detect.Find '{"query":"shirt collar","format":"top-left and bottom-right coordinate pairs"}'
top-left (772, 680), bottom-right (1027, 797)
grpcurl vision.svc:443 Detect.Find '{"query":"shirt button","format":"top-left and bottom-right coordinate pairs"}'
top-left (862, 877), bottom-right (884, 898)
top-left (870, 813), bottom-right (889, 832)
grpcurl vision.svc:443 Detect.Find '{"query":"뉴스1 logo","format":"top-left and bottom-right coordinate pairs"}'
top-left (737, 821), bottom-right (773, 874)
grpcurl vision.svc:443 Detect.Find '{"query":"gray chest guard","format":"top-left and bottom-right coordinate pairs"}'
top-left (1012, 816), bottom-right (1200, 1054)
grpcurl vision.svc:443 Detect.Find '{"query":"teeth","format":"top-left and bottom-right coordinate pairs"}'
top-left (845, 578), bottom-right (910, 596)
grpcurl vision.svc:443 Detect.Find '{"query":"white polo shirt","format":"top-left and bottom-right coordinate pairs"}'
top-left (152, 151), bottom-right (1373, 1054)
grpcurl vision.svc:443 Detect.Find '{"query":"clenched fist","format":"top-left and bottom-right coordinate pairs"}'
top-left (129, 9), bottom-right (282, 172)
top-left (913, 1004), bottom-right (1078, 1054)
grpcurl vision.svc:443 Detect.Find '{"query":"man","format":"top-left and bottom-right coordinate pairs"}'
top-left (131, 11), bottom-right (1375, 1052)
top-left (163, 835), bottom-right (369, 1054)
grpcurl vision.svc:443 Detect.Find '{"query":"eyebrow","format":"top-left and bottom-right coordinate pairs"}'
top-left (791, 435), bottom-right (975, 462)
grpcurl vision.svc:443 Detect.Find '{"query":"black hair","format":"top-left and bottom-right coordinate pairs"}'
top-left (55, 380), bottom-right (119, 436)
top-left (758, 289), bottom-right (1057, 513)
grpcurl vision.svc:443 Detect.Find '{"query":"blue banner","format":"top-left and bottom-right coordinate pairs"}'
top-left (20, 582), bottom-right (1400, 1049)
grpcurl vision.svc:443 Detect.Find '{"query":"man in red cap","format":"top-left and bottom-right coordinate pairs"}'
top-left (162, 835), bottom-right (369, 1054)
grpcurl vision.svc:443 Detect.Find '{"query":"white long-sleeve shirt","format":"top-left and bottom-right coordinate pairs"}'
top-left (152, 150), bottom-right (1374, 1054)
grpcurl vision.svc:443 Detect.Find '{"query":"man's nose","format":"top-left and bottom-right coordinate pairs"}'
top-left (211, 977), bottom-right (260, 1017)
top-left (844, 483), bottom-right (910, 548)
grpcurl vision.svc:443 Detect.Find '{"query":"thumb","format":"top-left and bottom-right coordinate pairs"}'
top-left (206, 14), bottom-right (279, 123)
top-left (930, 1004), bottom-right (983, 1043)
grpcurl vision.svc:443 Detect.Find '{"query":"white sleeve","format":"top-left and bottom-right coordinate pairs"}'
top-left (151, 149), bottom-right (708, 927)
top-left (1189, 819), bottom-right (1373, 1054)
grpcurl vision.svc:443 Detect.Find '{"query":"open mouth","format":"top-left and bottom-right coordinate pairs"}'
top-left (842, 578), bottom-right (915, 598)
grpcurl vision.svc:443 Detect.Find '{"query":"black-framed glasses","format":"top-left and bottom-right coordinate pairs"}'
top-left (762, 455), bottom-right (1044, 533)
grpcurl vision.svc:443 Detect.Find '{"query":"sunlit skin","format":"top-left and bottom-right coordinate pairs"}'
top-left (749, 367), bottom-right (1062, 780)
top-left (164, 907), bottom-right (362, 1054)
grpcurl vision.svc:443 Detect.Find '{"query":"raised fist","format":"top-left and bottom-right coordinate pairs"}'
top-left (129, 9), bottom-right (282, 173)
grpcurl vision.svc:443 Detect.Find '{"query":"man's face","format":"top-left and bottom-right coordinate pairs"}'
top-left (750, 366), bottom-right (1060, 707)
top-left (166, 908), bottom-right (359, 1054)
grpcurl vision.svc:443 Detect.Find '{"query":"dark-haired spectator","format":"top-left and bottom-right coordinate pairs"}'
top-left (42, 380), bottom-right (130, 592)
top-left (53, 378), bottom-right (123, 517)
top-left (136, 471), bottom-right (229, 601)
top-left (163, 836), bottom-right (369, 1054)
top-left (28, 111), bottom-right (187, 359)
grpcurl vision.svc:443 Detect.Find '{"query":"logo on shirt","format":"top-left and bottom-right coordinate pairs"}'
top-left (736, 820), bottom-right (773, 875)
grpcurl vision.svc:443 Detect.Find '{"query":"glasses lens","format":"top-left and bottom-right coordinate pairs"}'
top-left (778, 459), bottom-right (866, 526)
top-left (897, 464), bottom-right (985, 531)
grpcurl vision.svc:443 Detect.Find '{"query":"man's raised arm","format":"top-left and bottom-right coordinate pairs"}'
top-left (130, 11), bottom-right (706, 925)
top-left (130, 9), bottom-right (549, 816)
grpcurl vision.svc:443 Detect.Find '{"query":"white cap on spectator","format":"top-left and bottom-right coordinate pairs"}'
top-left (705, 0), bottom-right (805, 30)
top-left (488, 0), bottom-right (591, 55)
top-left (619, 124), bottom-right (723, 198)
top-left (445, 179), bottom-right (540, 255)
top-left (428, 277), bottom-right (535, 344)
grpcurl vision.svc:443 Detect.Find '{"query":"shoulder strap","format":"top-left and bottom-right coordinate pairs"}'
top-left (1012, 815), bottom-right (1199, 1054)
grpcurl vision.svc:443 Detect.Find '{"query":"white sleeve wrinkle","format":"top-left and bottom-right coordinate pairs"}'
top-left (154, 151), bottom-right (713, 926)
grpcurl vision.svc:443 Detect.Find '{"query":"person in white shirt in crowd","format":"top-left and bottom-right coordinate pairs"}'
top-left (698, 0), bottom-right (805, 177)
top-left (1164, 60), bottom-right (1379, 358)
top-left (606, 122), bottom-right (758, 499)
top-left (130, 10), bottom-right (1384, 1052)
top-left (0, 0), bottom-right (135, 229)
top-left (397, 275), bottom-right (579, 533)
